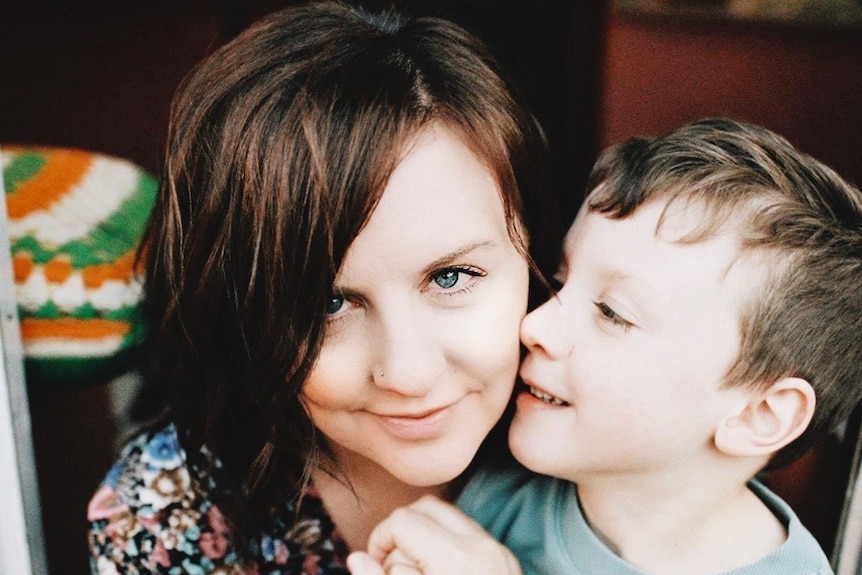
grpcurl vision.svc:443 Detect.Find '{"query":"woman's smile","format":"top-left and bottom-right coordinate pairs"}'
top-left (372, 401), bottom-right (459, 441)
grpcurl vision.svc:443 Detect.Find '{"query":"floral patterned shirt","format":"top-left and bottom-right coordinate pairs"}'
top-left (87, 424), bottom-right (349, 575)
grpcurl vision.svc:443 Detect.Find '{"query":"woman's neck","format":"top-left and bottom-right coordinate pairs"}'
top-left (311, 454), bottom-right (454, 552)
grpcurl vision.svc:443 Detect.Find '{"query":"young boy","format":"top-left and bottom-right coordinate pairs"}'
top-left (347, 118), bottom-right (862, 575)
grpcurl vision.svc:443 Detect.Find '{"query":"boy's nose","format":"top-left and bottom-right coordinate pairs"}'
top-left (520, 296), bottom-right (571, 359)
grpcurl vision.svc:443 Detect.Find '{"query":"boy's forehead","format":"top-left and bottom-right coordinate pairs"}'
top-left (572, 194), bottom-right (743, 246)
top-left (567, 200), bottom-right (753, 286)
top-left (566, 200), bottom-right (667, 248)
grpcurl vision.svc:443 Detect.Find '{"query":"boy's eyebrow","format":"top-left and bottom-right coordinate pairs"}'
top-left (598, 267), bottom-right (661, 321)
top-left (421, 241), bottom-right (496, 274)
top-left (603, 269), bottom-right (659, 297)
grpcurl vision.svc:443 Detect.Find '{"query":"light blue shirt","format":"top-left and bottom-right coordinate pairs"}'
top-left (458, 467), bottom-right (834, 575)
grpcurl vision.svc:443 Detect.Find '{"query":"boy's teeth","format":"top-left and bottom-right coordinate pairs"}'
top-left (528, 386), bottom-right (569, 406)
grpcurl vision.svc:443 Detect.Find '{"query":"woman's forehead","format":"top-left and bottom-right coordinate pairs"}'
top-left (335, 125), bottom-right (513, 279)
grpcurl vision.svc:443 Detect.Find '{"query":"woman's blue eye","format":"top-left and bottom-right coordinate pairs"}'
top-left (432, 269), bottom-right (460, 289)
top-left (326, 294), bottom-right (345, 315)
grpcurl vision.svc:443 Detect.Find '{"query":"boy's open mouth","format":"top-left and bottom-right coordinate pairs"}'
top-left (527, 385), bottom-right (570, 407)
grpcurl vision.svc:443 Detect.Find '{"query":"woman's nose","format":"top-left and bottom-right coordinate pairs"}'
top-left (371, 311), bottom-right (445, 396)
top-left (520, 295), bottom-right (572, 360)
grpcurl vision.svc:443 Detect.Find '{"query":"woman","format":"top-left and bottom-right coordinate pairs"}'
top-left (87, 2), bottom-right (557, 573)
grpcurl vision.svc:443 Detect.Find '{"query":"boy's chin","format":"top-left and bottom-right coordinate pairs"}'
top-left (507, 414), bottom-right (549, 473)
top-left (507, 409), bottom-right (576, 481)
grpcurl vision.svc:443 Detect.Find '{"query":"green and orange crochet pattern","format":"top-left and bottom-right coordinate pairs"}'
top-left (1, 145), bottom-right (156, 384)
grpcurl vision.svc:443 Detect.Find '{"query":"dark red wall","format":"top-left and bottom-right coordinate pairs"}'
top-left (600, 10), bottom-right (862, 189)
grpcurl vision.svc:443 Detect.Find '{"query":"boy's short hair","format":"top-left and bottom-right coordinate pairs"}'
top-left (585, 118), bottom-right (862, 468)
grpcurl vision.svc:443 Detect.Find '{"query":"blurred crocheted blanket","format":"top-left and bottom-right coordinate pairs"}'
top-left (1, 145), bottom-right (156, 385)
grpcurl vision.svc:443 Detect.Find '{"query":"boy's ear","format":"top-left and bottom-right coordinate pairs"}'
top-left (714, 378), bottom-right (815, 458)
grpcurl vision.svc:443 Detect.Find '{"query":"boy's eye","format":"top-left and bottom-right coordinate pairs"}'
top-left (594, 301), bottom-right (633, 331)
top-left (325, 294), bottom-right (346, 315)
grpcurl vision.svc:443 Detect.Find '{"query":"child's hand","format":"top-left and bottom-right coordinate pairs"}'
top-left (346, 495), bottom-right (522, 575)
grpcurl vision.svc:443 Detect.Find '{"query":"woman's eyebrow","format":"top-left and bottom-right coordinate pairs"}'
top-left (422, 240), bottom-right (496, 273)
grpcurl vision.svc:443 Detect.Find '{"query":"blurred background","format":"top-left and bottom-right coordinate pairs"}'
top-left (2, 1), bottom-right (861, 573)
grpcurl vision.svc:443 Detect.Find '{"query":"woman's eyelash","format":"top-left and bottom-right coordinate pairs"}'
top-left (327, 266), bottom-right (483, 318)
top-left (594, 301), bottom-right (633, 331)
top-left (430, 266), bottom-right (484, 292)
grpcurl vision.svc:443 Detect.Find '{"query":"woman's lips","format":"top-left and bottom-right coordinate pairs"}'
top-left (374, 403), bottom-right (457, 441)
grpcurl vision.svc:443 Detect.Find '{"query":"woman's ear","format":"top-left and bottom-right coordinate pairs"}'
top-left (714, 378), bottom-right (815, 458)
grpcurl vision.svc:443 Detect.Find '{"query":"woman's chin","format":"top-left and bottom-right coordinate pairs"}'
top-left (383, 446), bottom-right (477, 488)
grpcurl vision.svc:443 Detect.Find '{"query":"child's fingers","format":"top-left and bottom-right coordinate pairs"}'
top-left (366, 500), bottom-right (522, 575)
top-left (365, 506), bottom-right (445, 563)
top-left (381, 548), bottom-right (423, 575)
top-left (349, 549), bottom-right (423, 575)
top-left (384, 564), bottom-right (424, 575)
top-left (368, 506), bottom-right (472, 566)
top-left (401, 495), bottom-right (487, 536)
top-left (346, 551), bottom-right (387, 575)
